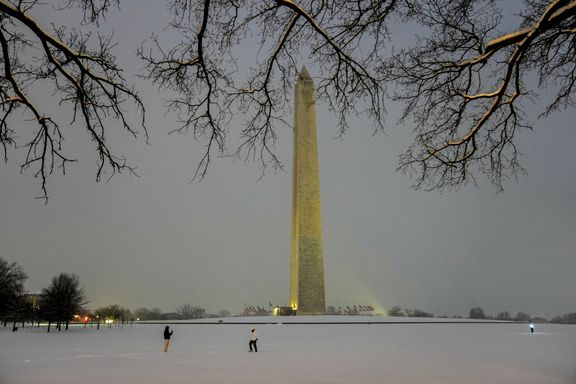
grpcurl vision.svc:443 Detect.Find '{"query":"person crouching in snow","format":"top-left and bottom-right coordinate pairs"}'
top-left (249, 328), bottom-right (258, 352)
top-left (163, 326), bottom-right (173, 352)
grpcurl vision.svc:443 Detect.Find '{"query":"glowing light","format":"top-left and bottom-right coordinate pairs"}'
top-left (105, 319), bottom-right (114, 324)
top-left (272, 306), bottom-right (297, 316)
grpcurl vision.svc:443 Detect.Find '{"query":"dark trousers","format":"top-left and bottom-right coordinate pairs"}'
top-left (249, 340), bottom-right (257, 352)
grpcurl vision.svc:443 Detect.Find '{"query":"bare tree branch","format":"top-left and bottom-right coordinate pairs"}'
top-left (3, 0), bottom-right (576, 198)
top-left (0, 0), bottom-right (146, 202)
top-left (140, 0), bottom-right (389, 180)
top-left (385, 0), bottom-right (576, 191)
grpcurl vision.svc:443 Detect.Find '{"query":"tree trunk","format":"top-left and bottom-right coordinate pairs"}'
top-left (47, 321), bottom-right (51, 333)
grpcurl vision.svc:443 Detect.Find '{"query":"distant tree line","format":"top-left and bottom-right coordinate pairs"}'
top-left (92, 305), bottom-right (134, 329)
top-left (386, 306), bottom-right (435, 318)
top-left (0, 257), bottom-right (133, 332)
top-left (1, 258), bottom-right (238, 333)
top-left (1, 258), bottom-right (87, 332)
top-left (468, 307), bottom-right (536, 322)
top-left (133, 305), bottom-right (231, 320)
top-left (326, 305), bottom-right (376, 316)
top-left (550, 313), bottom-right (576, 324)
top-left (4, 258), bottom-right (575, 327)
top-left (129, 303), bottom-right (232, 321)
top-left (384, 304), bottom-right (576, 324)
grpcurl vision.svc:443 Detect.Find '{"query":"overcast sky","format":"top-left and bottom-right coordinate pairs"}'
top-left (1, 1), bottom-right (575, 318)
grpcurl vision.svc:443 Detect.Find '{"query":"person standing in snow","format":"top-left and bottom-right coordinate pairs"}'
top-left (162, 326), bottom-right (174, 352)
top-left (249, 328), bottom-right (258, 352)
top-left (529, 321), bottom-right (535, 333)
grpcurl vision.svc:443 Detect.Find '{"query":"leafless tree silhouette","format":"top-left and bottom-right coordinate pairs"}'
top-left (384, 0), bottom-right (576, 191)
top-left (141, 0), bottom-right (576, 191)
top-left (139, 0), bottom-right (389, 180)
top-left (0, 257), bottom-right (27, 321)
top-left (2, 0), bottom-right (575, 198)
top-left (41, 272), bottom-right (87, 331)
top-left (0, 0), bottom-right (146, 202)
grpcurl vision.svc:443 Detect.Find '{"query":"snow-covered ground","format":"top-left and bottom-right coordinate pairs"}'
top-left (1, 317), bottom-right (575, 384)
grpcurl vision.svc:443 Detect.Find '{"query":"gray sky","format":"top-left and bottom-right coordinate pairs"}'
top-left (1, 1), bottom-right (575, 318)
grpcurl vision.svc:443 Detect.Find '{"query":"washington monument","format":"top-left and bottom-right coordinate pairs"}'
top-left (290, 66), bottom-right (326, 315)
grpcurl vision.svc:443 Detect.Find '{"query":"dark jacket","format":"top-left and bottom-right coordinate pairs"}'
top-left (164, 328), bottom-right (173, 340)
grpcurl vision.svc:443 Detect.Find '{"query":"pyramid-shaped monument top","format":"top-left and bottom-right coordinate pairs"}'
top-left (298, 65), bottom-right (313, 83)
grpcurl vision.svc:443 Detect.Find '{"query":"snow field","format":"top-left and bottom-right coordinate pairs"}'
top-left (1, 319), bottom-right (575, 384)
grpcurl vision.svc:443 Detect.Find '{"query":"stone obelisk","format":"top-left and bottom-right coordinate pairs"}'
top-left (290, 66), bottom-right (326, 315)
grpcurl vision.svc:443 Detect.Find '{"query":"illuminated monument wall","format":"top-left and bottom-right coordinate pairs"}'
top-left (290, 66), bottom-right (326, 315)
